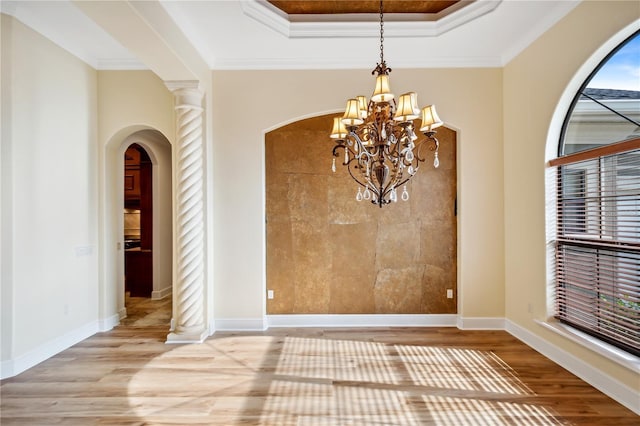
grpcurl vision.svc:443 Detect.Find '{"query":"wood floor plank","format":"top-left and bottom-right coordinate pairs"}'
top-left (1, 296), bottom-right (637, 425)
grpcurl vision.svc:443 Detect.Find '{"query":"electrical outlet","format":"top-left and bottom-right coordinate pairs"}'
top-left (446, 289), bottom-right (453, 299)
top-left (267, 290), bottom-right (274, 300)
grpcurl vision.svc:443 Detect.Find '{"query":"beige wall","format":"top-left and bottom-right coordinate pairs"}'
top-left (503, 1), bottom-right (639, 393)
top-left (1, 15), bottom-right (98, 370)
top-left (96, 71), bottom-right (175, 322)
top-left (212, 68), bottom-right (504, 322)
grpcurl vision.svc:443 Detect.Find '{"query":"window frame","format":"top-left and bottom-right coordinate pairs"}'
top-left (551, 29), bottom-right (640, 358)
top-left (557, 30), bottom-right (640, 158)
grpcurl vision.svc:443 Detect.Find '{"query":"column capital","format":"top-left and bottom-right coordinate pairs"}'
top-left (165, 80), bottom-right (203, 110)
top-left (165, 80), bottom-right (200, 92)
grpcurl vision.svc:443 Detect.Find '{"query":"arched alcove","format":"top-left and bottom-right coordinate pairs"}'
top-left (265, 113), bottom-right (457, 315)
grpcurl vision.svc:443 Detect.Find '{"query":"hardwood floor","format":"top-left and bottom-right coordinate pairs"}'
top-left (1, 297), bottom-right (637, 425)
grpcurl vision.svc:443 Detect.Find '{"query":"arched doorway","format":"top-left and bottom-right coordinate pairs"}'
top-left (102, 128), bottom-right (173, 327)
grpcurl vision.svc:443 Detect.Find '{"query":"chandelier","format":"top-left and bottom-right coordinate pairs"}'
top-left (330, 0), bottom-right (443, 207)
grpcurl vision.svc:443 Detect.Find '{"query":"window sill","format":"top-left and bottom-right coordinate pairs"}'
top-left (536, 319), bottom-right (640, 373)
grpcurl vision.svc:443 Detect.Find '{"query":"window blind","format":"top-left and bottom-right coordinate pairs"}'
top-left (551, 139), bottom-right (640, 356)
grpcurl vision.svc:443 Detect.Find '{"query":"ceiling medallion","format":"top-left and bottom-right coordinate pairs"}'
top-left (330, 0), bottom-right (443, 207)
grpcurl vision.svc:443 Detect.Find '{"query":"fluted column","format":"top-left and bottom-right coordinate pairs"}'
top-left (166, 81), bottom-right (208, 343)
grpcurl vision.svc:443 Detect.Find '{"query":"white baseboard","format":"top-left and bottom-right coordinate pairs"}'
top-left (214, 318), bottom-right (267, 331)
top-left (98, 313), bottom-right (120, 332)
top-left (506, 319), bottom-right (640, 415)
top-left (118, 307), bottom-right (127, 320)
top-left (457, 316), bottom-right (505, 330)
top-left (151, 286), bottom-right (172, 300)
top-left (0, 320), bottom-right (98, 380)
top-left (266, 314), bottom-right (458, 328)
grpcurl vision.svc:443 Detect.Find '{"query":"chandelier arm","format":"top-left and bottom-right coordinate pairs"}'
top-left (347, 158), bottom-right (380, 198)
top-left (333, 142), bottom-right (380, 197)
top-left (349, 132), bottom-right (376, 161)
top-left (332, 141), bottom-right (361, 165)
top-left (413, 134), bottom-right (440, 164)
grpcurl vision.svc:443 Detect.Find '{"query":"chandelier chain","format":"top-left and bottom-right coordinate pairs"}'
top-left (330, 0), bottom-right (443, 207)
top-left (379, 0), bottom-right (384, 65)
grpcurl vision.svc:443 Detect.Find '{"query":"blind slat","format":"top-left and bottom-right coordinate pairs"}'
top-left (554, 147), bottom-right (640, 357)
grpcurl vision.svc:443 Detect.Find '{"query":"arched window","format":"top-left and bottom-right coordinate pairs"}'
top-left (549, 31), bottom-right (640, 356)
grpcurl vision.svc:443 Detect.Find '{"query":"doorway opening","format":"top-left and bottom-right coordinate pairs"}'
top-left (124, 144), bottom-right (153, 298)
top-left (116, 130), bottom-right (173, 327)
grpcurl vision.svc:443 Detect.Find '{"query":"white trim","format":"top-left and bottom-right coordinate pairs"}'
top-left (536, 319), bottom-right (640, 374)
top-left (266, 314), bottom-right (457, 328)
top-left (98, 313), bottom-right (120, 332)
top-left (118, 307), bottom-right (127, 320)
top-left (0, 321), bottom-right (98, 380)
top-left (214, 318), bottom-right (268, 331)
top-left (151, 286), bottom-right (172, 300)
top-left (211, 55), bottom-right (503, 71)
top-left (457, 317), bottom-right (505, 330)
top-left (506, 320), bottom-right (640, 416)
top-left (242, 0), bottom-right (501, 39)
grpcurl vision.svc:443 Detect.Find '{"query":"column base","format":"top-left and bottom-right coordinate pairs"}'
top-left (166, 327), bottom-right (208, 344)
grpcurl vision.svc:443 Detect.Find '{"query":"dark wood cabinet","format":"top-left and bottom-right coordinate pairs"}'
top-left (124, 146), bottom-right (142, 202)
top-left (125, 250), bottom-right (153, 297)
top-left (124, 169), bottom-right (141, 200)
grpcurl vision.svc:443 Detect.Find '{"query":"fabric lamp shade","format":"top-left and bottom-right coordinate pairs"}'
top-left (330, 117), bottom-right (347, 139)
top-left (342, 99), bottom-right (364, 126)
top-left (420, 105), bottom-right (443, 132)
top-left (394, 92), bottom-right (419, 122)
top-left (371, 74), bottom-right (394, 103)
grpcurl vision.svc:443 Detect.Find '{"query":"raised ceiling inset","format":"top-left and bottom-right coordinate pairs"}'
top-left (266, 1), bottom-right (462, 16)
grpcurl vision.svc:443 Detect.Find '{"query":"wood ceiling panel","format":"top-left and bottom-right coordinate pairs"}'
top-left (267, 1), bottom-right (462, 15)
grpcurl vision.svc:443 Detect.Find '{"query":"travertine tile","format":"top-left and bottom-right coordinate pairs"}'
top-left (374, 266), bottom-right (425, 313)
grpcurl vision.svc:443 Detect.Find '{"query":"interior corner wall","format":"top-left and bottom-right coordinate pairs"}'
top-left (1, 14), bottom-right (99, 376)
top-left (211, 68), bottom-right (504, 324)
top-left (503, 1), bottom-right (640, 392)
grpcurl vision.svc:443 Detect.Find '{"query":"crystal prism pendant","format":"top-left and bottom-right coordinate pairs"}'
top-left (401, 186), bottom-right (409, 201)
top-left (363, 188), bottom-right (372, 201)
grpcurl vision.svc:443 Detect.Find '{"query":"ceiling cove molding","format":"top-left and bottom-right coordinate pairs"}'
top-left (212, 54), bottom-right (502, 71)
top-left (242, 0), bottom-right (502, 38)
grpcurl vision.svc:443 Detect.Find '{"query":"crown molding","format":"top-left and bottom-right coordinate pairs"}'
top-left (212, 54), bottom-right (502, 70)
top-left (242, 0), bottom-right (502, 38)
